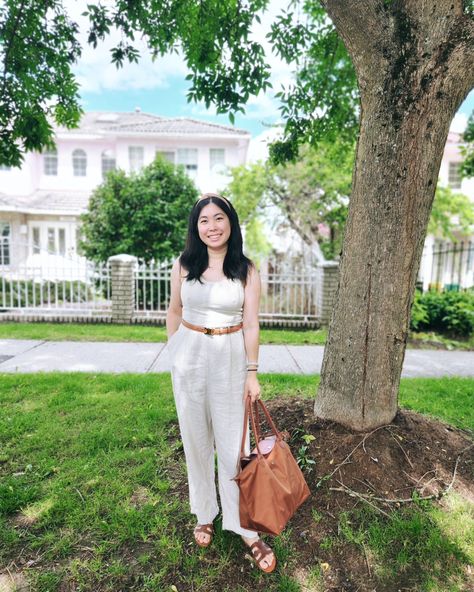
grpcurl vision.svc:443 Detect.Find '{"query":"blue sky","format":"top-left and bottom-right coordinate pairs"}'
top-left (80, 82), bottom-right (474, 140)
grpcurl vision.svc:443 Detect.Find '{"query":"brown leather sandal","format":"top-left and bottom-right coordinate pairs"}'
top-left (246, 538), bottom-right (277, 573)
top-left (194, 524), bottom-right (214, 548)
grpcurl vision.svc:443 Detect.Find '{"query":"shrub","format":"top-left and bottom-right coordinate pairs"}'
top-left (410, 289), bottom-right (474, 337)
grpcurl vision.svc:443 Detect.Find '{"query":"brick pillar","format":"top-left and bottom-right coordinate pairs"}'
top-left (315, 261), bottom-right (339, 326)
top-left (108, 254), bottom-right (137, 324)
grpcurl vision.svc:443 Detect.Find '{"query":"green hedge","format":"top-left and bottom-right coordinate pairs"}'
top-left (410, 289), bottom-right (474, 337)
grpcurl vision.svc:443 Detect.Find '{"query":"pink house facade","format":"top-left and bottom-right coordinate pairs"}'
top-left (0, 110), bottom-right (250, 271)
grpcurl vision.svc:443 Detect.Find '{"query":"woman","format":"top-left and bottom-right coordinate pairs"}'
top-left (166, 192), bottom-right (276, 574)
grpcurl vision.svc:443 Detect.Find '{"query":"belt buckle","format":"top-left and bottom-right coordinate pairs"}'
top-left (204, 327), bottom-right (215, 335)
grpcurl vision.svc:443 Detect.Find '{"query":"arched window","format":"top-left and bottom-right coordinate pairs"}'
top-left (101, 149), bottom-right (116, 179)
top-left (72, 149), bottom-right (87, 176)
top-left (43, 148), bottom-right (58, 176)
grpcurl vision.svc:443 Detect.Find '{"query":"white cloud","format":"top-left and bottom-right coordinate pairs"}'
top-left (450, 113), bottom-right (468, 134)
top-left (66, 0), bottom-right (295, 116)
top-left (247, 127), bottom-right (284, 163)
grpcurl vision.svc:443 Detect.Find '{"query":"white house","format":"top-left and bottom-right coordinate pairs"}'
top-left (0, 109), bottom-right (251, 272)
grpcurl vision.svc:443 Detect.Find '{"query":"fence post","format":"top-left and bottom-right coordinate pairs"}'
top-left (315, 261), bottom-right (339, 326)
top-left (108, 254), bottom-right (137, 324)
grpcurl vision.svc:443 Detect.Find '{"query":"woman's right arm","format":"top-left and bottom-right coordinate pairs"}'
top-left (166, 258), bottom-right (184, 339)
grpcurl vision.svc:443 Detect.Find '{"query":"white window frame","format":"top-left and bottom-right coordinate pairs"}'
top-left (155, 150), bottom-right (176, 165)
top-left (72, 149), bottom-right (87, 177)
top-left (29, 223), bottom-right (74, 257)
top-left (129, 146), bottom-right (144, 172)
top-left (177, 148), bottom-right (198, 180)
top-left (43, 148), bottom-right (58, 176)
top-left (101, 149), bottom-right (116, 179)
top-left (209, 148), bottom-right (226, 174)
top-left (32, 226), bottom-right (41, 254)
top-left (0, 222), bottom-right (11, 266)
top-left (448, 161), bottom-right (462, 189)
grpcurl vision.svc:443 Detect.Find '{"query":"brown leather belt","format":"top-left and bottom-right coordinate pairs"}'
top-left (182, 319), bottom-right (243, 335)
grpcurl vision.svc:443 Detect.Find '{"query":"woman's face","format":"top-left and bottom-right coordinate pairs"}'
top-left (197, 202), bottom-right (231, 250)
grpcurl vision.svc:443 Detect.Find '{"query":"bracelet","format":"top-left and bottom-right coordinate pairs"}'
top-left (247, 368), bottom-right (258, 372)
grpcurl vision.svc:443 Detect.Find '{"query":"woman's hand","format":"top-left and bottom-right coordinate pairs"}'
top-left (244, 372), bottom-right (261, 403)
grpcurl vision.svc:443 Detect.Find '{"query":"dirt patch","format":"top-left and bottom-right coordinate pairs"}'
top-left (265, 398), bottom-right (474, 591)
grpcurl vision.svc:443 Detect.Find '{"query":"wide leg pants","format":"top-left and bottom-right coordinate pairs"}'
top-left (169, 323), bottom-right (258, 537)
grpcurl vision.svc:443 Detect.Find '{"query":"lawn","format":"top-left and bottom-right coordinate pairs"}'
top-left (1, 321), bottom-right (473, 349)
top-left (0, 373), bottom-right (473, 591)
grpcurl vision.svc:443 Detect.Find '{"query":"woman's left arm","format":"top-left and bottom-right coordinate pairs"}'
top-left (242, 264), bottom-right (261, 403)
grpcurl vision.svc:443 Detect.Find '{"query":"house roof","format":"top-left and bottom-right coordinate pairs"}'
top-left (54, 111), bottom-right (250, 139)
top-left (0, 191), bottom-right (89, 215)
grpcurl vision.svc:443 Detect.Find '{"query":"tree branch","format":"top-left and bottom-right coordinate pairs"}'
top-left (320, 0), bottom-right (389, 80)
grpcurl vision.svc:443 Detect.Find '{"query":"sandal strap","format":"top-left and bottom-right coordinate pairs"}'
top-left (250, 539), bottom-right (273, 563)
top-left (195, 524), bottom-right (213, 535)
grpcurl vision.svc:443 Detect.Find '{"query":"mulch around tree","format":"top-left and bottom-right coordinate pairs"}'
top-left (167, 397), bottom-right (473, 591)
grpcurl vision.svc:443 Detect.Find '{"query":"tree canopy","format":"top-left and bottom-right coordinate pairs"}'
top-left (0, 0), bottom-right (380, 166)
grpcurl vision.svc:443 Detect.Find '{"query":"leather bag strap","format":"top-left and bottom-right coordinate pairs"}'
top-left (239, 399), bottom-right (282, 462)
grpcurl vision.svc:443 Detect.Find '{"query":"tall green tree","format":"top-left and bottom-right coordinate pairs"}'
top-left (227, 139), bottom-right (353, 260)
top-left (429, 185), bottom-right (474, 240)
top-left (1, 1), bottom-right (474, 430)
top-left (80, 157), bottom-right (198, 263)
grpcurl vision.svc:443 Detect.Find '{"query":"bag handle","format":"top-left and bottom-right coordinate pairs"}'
top-left (239, 398), bottom-right (282, 462)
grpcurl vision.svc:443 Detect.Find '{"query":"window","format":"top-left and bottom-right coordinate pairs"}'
top-left (43, 148), bottom-right (58, 176)
top-left (156, 150), bottom-right (175, 164)
top-left (47, 227), bottom-right (55, 253)
top-left (32, 227), bottom-right (41, 254)
top-left (129, 146), bottom-right (144, 172)
top-left (448, 162), bottom-right (462, 189)
top-left (58, 228), bottom-right (66, 255)
top-left (75, 227), bottom-right (82, 255)
top-left (209, 148), bottom-right (226, 173)
top-left (46, 226), bottom-right (67, 255)
top-left (0, 222), bottom-right (10, 265)
top-left (101, 149), bottom-right (116, 179)
top-left (72, 149), bottom-right (87, 176)
top-left (177, 148), bottom-right (198, 180)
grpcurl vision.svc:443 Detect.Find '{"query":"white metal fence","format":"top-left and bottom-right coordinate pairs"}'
top-left (131, 256), bottom-right (319, 324)
top-left (134, 260), bottom-right (172, 318)
top-left (0, 246), bottom-right (320, 324)
top-left (0, 242), bottom-right (111, 316)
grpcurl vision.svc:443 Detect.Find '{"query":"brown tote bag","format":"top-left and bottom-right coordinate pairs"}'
top-left (233, 398), bottom-right (311, 535)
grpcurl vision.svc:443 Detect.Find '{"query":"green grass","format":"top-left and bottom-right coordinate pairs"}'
top-left (0, 373), bottom-right (473, 591)
top-left (338, 496), bottom-right (474, 590)
top-left (1, 321), bottom-right (473, 349)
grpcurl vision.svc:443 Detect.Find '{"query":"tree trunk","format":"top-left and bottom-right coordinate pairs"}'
top-left (315, 0), bottom-right (474, 430)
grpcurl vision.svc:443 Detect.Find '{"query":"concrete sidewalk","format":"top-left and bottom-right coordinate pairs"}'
top-left (0, 339), bottom-right (473, 377)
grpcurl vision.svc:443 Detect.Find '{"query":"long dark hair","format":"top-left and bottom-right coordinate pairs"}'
top-left (179, 193), bottom-right (253, 284)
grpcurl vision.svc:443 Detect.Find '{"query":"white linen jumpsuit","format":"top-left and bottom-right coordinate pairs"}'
top-left (168, 276), bottom-right (258, 537)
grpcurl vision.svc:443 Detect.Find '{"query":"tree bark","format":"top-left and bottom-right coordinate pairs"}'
top-left (315, 0), bottom-right (474, 430)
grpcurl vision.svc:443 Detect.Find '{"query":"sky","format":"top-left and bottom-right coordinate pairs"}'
top-left (71, 1), bottom-right (474, 142)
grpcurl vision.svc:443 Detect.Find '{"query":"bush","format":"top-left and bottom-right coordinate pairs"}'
top-left (80, 156), bottom-right (198, 263)
top-left (410, 289), bottom-right (474, 337)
